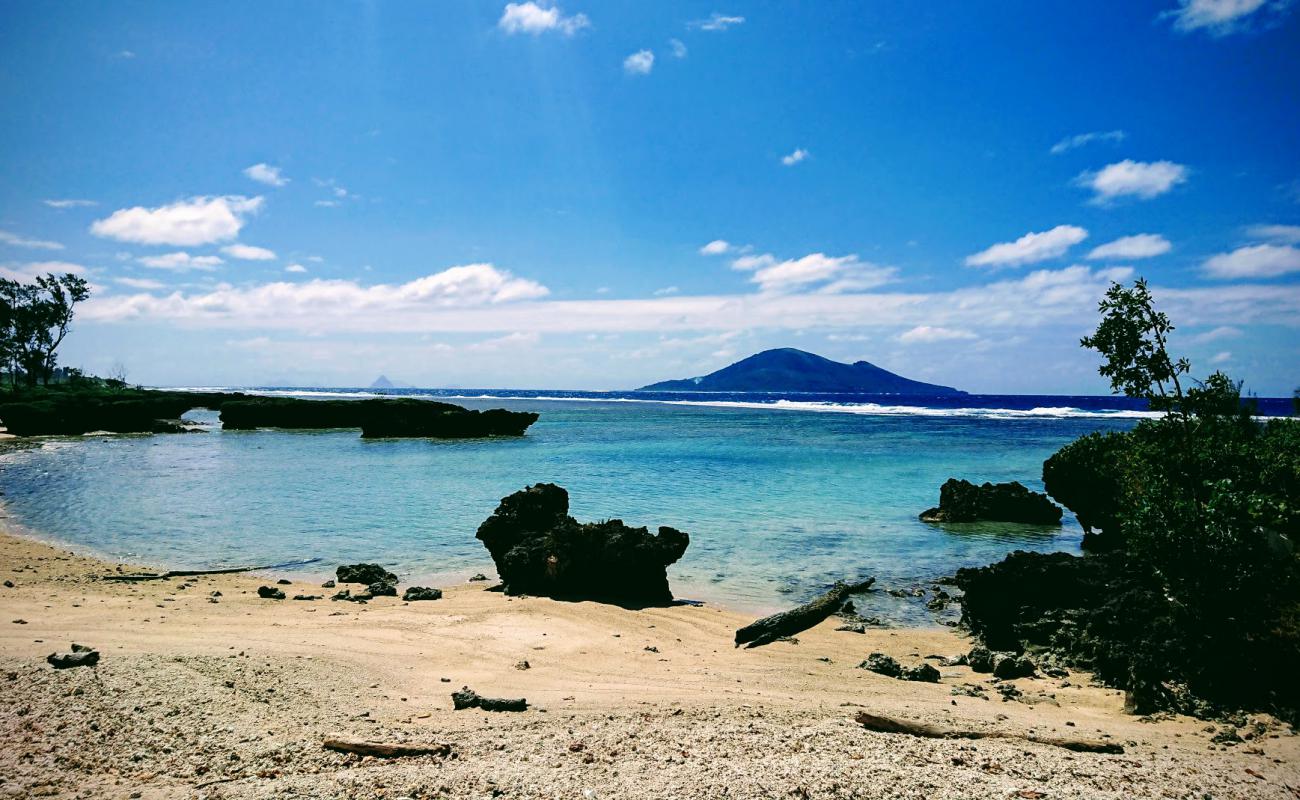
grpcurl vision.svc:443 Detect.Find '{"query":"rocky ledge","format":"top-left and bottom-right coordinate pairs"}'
top-left (919, 479), bottom-right (1062, 525)
top-left (475, 483), bottom-right (690, 607)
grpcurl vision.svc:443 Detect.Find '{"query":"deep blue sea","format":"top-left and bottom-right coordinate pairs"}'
top-left (1, 388), bottom-right (1293, 621)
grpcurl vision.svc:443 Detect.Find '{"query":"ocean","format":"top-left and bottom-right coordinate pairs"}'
top-left (1, 388), bottom-right (1293, 622)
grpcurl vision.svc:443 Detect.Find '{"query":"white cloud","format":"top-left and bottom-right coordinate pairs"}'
top-left (468, 331), bottom-right (541, 351)
top-left (699, 239), bottom-right (731, 255)
top-left (1165, 0), bottom-right (1288, 35)
top-left (90, 195), bottom-right (264, 246)
top-left (1076, 160), bottom-right (1189, 204)
top-left (744, 252), bottom-right (896, 294)
top-left (653, 286), bottom-right (680, 296)
top-left (220, 244), bottom-right (277, 261)
top-left (1210, 350), bottom-right (1232, 364)
top-left (1050, 130), bottom-right (1126, 155)
top-left (781, 148), bottom-right (809, 167)
top-left (623, 49), bottom-right (654, 75)
top-left (0, 230), bottom-right (64, 250)
top-left (1189, 325), bottom-right (1242, 343)
top-left (0, 260), bottom-right (89, 283)
top-left (897, 325), bottom-right (978, 344)
top-left (965, 225), bottom-right (1088, 268)
top-left (498, 2), bottom-right (590, 36)
top-left (689, 13), bottom-right (745, 31)
top-left (114, 276), bottom-right (165, 290)
top-left (1246, 224), bottom-right (1300, 244)
top-left (243, 163), bottom-right (288, 187)
top-left (314, 200), bottom-right (340, 208)
top-left (669, 38), bottom-right (687, 58)
top-left (1087, 233), bottom-right (1172, 260)
top-left (730, 253), bottom-right (776, 271)
top-left (139, 252), bottom-right (225, 272)
top-left (285, 263), bottom-right (308, 274)
top-left (1202, 243), bottom-right (1300, 279)
top-left (78, 265), bottom-right (1300, 343)
top-left (43, 199), bottom-right (97, 209)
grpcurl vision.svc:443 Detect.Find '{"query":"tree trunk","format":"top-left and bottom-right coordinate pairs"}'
top-left (735, 578), bottom-right (874, 648)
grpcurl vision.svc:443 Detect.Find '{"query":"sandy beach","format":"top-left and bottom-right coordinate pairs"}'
top-left (1, 528), bottom-right (1296, 799)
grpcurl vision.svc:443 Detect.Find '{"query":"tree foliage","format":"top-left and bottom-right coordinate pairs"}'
top-left (1025, 279), bottom-right (1300, 718)
top-left (0, 272), bottom-right (90, 387)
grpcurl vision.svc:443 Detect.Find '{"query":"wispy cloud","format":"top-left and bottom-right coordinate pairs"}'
top-left (90, 195), bottom-right (264, 246)
top-left (1076, 159), bottom-right (1189, 204)
top-left (0, 230), bottom-right (64, 251)
top-left (699, 239), bottom-right (731, 255)
top-left (43, 199), bottom-right (97, 209)
top-left (1164, 0), bottom-right (1292, 35)
top-left (623, 49), bottom-right (654, 75)
top-left (689, 12), bottom-right (745, 31)
top-left (221, 244), bottom-right (277, 261)
top-left (897, 325), bottom-right (977, 344)
top-left (0, 260), bottom-right (88, 283)
top-left (781, 148), bottom-right (809, 166)
top-left (243, 163), bottom-right (289, 187)
top-left (498, 2), bottom-right (590, 36)
top-left (1246, 223), bottom-right (1300, 244)
top-left (1087, 233), bottom-right (1171, 260)
top-left (1050, 130), bottom-right (1126, 155)
top-left (965, 225), bottom-right (1088, 268)
top-left (113, 276), bottom-right (165, 291)
top-left (733, 252), bottom-right (896, 294)
top-left (139, 252), bottom-right (225, 272)
top-left (1189, 325), bottom-right (1242, 343)
top-left (668, 38), bottom-right (687, 58)
top-left (285, 263), bottom-right (308, 274)
top-left (653, 286), bottom-right (680, 296)
top-left (1202, 243), bottom-right (1300, 279)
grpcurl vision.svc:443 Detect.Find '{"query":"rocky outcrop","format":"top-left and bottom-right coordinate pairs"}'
top-left (919, 479), bottom-right (1062, 525)
top-left (474, 483), bottom-right (689, 607)
top-left (219, 397), bottom-right (538, 438)
top-left (46, 643), bottom-right (99, 669)
top-left (451, 686), bottom-right (527, 712)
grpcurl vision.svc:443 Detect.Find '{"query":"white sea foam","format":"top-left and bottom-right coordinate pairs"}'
top-left (168, 386), bottom-right (1162, 421)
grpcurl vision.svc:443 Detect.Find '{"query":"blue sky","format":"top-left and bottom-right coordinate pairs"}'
top-left (1, 1), bottom-right (1298, 393)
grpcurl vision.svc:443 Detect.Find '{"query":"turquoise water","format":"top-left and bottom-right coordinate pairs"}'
top-left (0, 395), bottom-right (1139, 620)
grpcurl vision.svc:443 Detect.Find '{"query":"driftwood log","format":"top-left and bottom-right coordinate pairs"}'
top-left (854, 711), bottom-right (1123, 754)
top-left (735, 578), bottom-right (875, 648)
top-left (322, 736), bottom-right (452, 758)
top-left (103, 558), bottom-right (321, 582)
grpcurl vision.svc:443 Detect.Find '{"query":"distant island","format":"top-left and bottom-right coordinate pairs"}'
top-left (637, 348), bottom-right (967, 395)
top-left (369, 375), bottom-right (411, 390)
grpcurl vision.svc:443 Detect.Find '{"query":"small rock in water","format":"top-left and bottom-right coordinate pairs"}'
top-left (402, 586), bottom-right (442, 602)
top-left (336, 563), bottom-right (397, 586)
top-left (858, 653), bottom-right (902, 678)
top-left (468, 573), bottom-right (489, 582)
top-left (257, 586), bottom-right (286, 600)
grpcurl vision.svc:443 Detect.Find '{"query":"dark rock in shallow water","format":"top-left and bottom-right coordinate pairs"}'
top-left (336, 564), bottom-right (397, 586)
top-left (919, 479), bottom-right (1062, 525)
top-left (451, 686), bottom-right (527, 712)
top-left (47, 644), bottom-right (99, 669)
top-left (474, 483), bottom-right (689, 607)
top-left (859, 653), bottom-right (902, 677)
top-left (468, 573), bottom-right (489, 582)
top-left (257, 586), bottom-right (286, 600)
top-left (402, 586), bottom-right (442, 601)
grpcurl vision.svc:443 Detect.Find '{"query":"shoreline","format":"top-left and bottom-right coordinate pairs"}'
top-left (3, 525), bottom-right (1298, 798)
